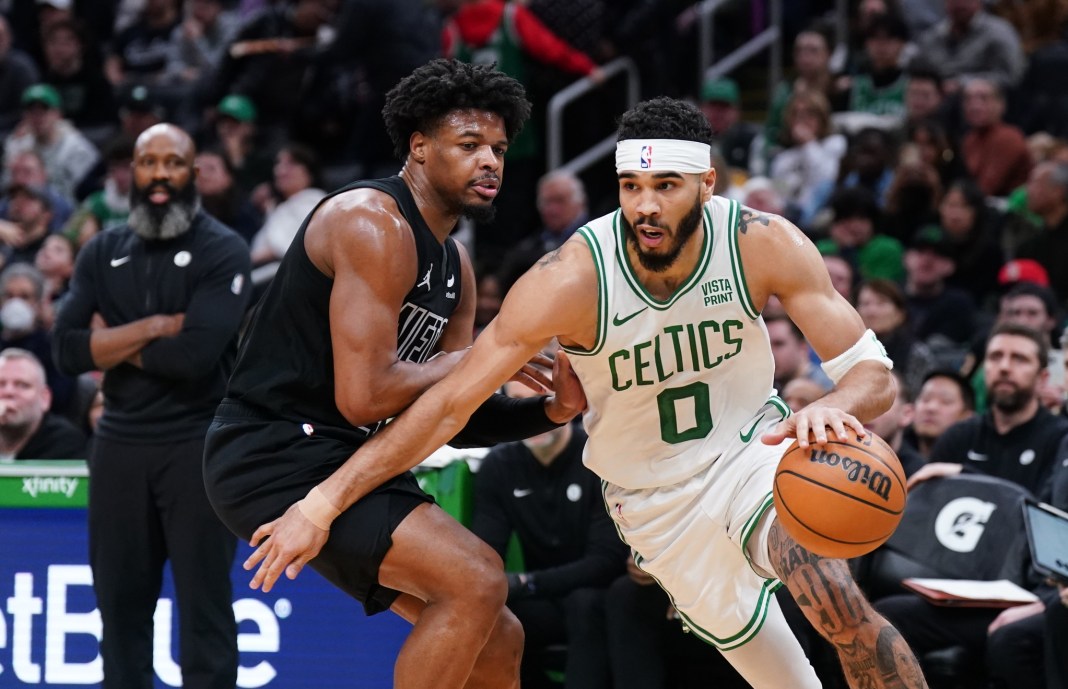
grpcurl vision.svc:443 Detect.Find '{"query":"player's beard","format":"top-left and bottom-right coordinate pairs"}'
top-left (988, 380), bottom-right (1034, 414)
top-left (621, 191), bottom-right (703, 273)
top-left (128, 181), bottom-right (200, 241)
top-left (460, 200), bottom-right (497, 225)
top-left (457, 174), bottom-right (501, 225)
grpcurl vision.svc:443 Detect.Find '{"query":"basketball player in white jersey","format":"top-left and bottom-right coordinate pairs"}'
top-left (244, 98), bottom-right (928, 688)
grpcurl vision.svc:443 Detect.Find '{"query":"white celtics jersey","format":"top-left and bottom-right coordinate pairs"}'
top-left (562, 196), bottom-right (778, 489)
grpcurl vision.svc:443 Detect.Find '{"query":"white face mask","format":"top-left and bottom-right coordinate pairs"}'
top-left (0, 298), bottom-right (36, 333)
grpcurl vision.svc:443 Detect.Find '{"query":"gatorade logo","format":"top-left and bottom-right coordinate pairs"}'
top-left (933, 497), bottom-right (997, 553)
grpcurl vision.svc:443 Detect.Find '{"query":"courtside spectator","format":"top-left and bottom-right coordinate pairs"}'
top-left (0, 347), bottom-right (86, 460)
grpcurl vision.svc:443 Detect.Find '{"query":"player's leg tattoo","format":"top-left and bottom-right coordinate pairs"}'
top-left (768, 521), bottom-right (928, 689)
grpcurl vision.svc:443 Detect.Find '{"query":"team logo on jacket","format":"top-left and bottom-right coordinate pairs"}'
top-left (174, 251), bottom-right (191, 267)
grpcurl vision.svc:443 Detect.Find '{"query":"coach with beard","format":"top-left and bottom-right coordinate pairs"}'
top-left (53, 124), bottom-right (251, 689)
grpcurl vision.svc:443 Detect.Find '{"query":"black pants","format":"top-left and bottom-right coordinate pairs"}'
top-left (88, 435), bottom-right (237, 689)
top-left (604, 574), bottom-right (752, 689)
top-left (876, 594), bottom-right (1045, 689)
top-left (876, 594), bottom-right (996, 654)
top-left (987, 611), bottom-right (1044, 689)
top-left (1048, 600), bottom-right (1068, 689)
top-left (509, 587), bottom-right (611, 689)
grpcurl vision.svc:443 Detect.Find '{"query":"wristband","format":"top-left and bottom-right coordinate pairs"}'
top-left (296, 486), bottom-right (340, 531)
top-left (820, 329), bottom-right (893, 384)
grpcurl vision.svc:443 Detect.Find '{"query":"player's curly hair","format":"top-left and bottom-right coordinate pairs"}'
top-left (616, 97), bottom-right (713, 146)
top-left (382, 59), bottom-right (532, 162)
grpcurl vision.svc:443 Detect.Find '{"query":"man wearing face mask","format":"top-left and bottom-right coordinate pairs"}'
top-left (0, 286), bottom-right (36, 335)
top-left (470, 369), bottom-right (627, 689)
top-left (0, 262), bottom-right (75, 415)
top-left (52, 123), bottom-right (250, 689)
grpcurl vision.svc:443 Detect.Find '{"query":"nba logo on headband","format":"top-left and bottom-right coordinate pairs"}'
top-left (617, 139), bottom-right (712, 174)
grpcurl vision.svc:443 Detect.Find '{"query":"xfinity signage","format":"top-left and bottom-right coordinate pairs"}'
top-left (0, 508), bottom-right (409, 688)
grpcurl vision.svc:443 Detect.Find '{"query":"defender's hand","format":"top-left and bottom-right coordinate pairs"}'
top-left (509, 352), bottom-right (555, 392)
top-left (244, 502), bottom-right (330, 593)
top-left (545, 351), bottom-right (586, 423)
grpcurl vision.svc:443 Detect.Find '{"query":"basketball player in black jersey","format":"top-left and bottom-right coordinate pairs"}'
top-left (203, 60), bottom-right (585, 689)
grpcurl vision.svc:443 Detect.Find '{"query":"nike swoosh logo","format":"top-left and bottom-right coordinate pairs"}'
top-left (739, 413), bottom-right (766, 443)
top-left (967, 450), bottom-right (988, 462)
top-left (110, 256), bottom-right (131, 267)
top-left (612, 307), bottom-right (648, 326)
top-left (513, 488), bottom-right (533, 498)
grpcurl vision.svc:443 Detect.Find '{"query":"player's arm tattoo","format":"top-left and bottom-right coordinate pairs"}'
top-left (738, 208), bottom-right (772, 234)
top-left (535, 247), bottom-right (564, 269)
top-left (768, 522), bottom-right (929, 689)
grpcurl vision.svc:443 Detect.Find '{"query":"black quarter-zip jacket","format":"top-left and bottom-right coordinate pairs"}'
top-left (53, 211), bottom-right (252, 443)
top-left (930, 407), bottom-right (1068, 501)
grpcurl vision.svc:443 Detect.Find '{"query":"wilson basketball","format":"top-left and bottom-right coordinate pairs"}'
top-left (772, 430), bottom-right (906, 559)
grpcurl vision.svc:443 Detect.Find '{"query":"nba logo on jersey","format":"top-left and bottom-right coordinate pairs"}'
top-left (640, 145), bottom-right (652, 169)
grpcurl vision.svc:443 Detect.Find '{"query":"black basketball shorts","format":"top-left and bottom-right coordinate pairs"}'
top-left (203, 400), bottom-right (435, 614)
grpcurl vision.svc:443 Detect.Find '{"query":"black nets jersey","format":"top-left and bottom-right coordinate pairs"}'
top-left (226, 176), bottom-right (463, 442)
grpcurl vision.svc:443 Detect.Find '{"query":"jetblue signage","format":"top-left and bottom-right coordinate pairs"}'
top-left (0, 508), bottom-right (408, 688)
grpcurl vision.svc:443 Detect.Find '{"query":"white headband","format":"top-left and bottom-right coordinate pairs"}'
top-left (615, 139), bottom-right (712, 174)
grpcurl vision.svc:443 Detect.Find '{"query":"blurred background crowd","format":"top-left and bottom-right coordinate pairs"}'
top-left (2, 0), bottom-right (1068, 688)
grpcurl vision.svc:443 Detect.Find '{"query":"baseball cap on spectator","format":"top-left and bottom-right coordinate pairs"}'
top-left (21, 84), bottom-right (61, 109)
top-left (997, 258), bottom-right (1050, 288)
top-left (7, 183), bottom-right (53, 209)
top-left (701, 78), bottom-right (740, 105)
top-left (120, 85), bottom-right (165, 118)
top-left (217, 95), bottom-right (257, 123)
top-left (909, 225), bottom-right (954, 257)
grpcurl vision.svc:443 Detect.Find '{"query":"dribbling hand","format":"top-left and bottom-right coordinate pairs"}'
top-left (243, 502), bottom-right (330, 593)
top-left (761, 404), bottom-right (865, 449)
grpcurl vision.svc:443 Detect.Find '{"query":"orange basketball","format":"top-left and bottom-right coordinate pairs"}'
top-left (772, 430), bottom-right (906, 559)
